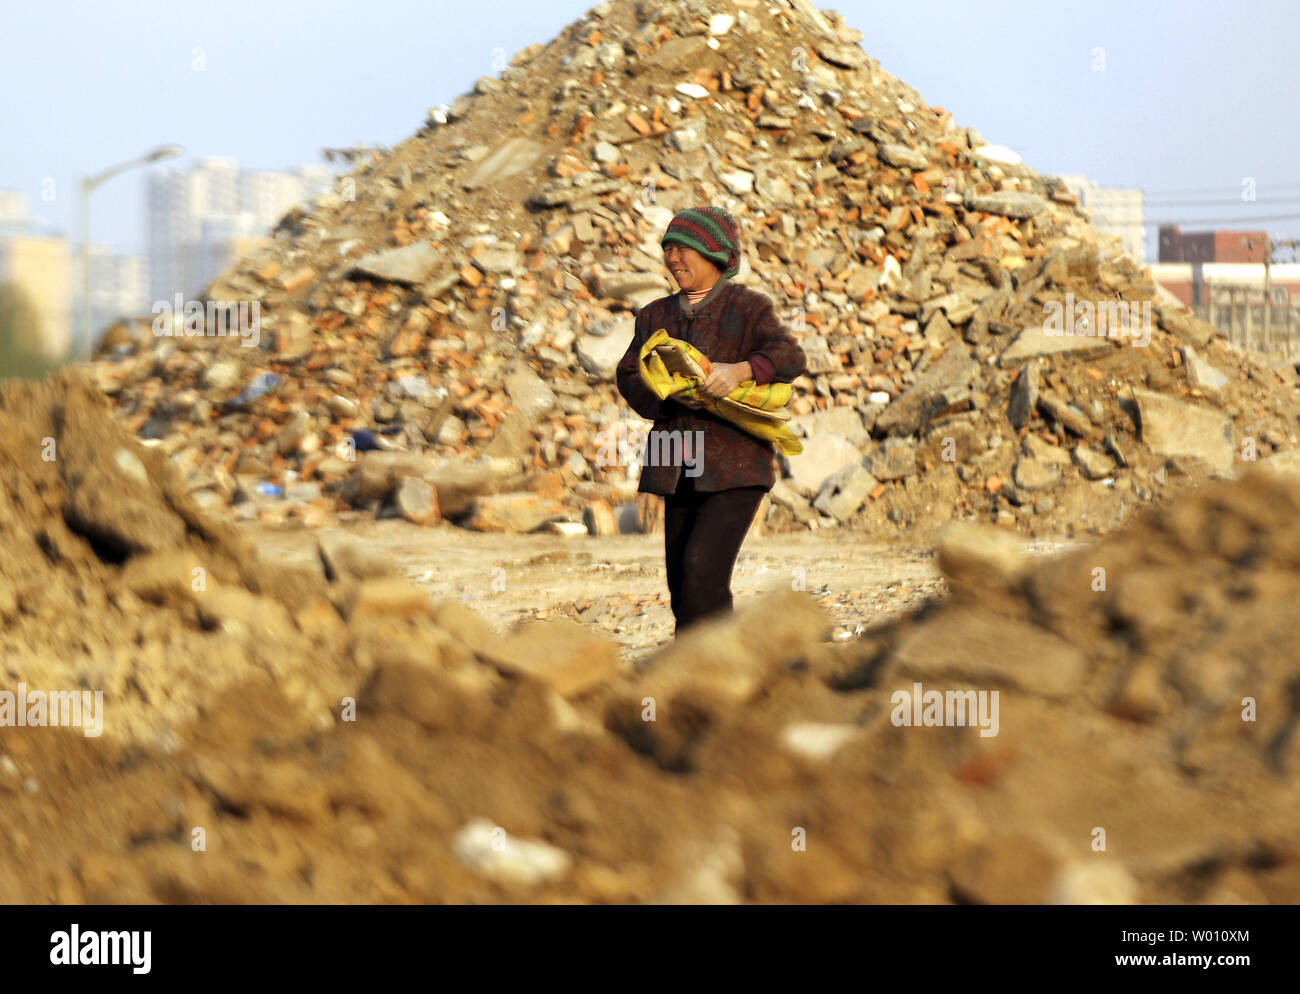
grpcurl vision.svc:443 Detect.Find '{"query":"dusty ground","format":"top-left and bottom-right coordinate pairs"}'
top-left (247, 516), bottom-right (1081, 660)
top-left (247, 518), bottom-right (965, 658)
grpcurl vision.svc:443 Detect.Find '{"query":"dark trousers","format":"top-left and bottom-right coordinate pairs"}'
top-left (663, 474), bottom-right (767, 635)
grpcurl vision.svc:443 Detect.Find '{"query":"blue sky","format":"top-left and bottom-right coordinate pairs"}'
top-left (3, 0), bottom-right (1298, 257)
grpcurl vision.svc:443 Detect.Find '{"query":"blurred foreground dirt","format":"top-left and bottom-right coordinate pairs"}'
top-left (1, 372), bottom-right (1298, 904)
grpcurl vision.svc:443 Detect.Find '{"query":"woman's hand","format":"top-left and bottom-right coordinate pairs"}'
top-left (700, 361), bottom-right (752, 399)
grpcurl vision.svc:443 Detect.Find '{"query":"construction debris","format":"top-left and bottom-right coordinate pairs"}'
top-left (87, 0), bottom-right (1300, 541)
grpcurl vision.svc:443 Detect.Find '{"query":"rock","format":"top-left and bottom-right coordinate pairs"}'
top-left (344, 577), bottom-right (434, 623)
top-left (817, 41), bottom-right (870, 69)
top-left (1007, 359), bottom-right (1039, 428)
top-left (479, 618), bottom-right (620, 698)
top-left (719, 170), bottom-right (755, 196)
top-left (452, 817), bottom-right (571, 887)
top-left (936, 521), bottom-right (1032, 596)
top-left (667, 119), bottom-right (706, 152)
top-left (814, 464), bottom-right (877, 521)
top-left (1048, 862), bottom-right (1139, 905)
top-left (462, 492), bottom-right (567, 533)
top-left (789, 405), bottom-right (869, 444)
top-left (1012, 457), bottom-right (1061, 492)
top-left (462, 137), bottom-right (547, 190)
top-left (583, 499), bottom-right (617, 536)
top-left (436, 416), bottom-right (466, 446)
top-left (1181, 347), bottom-right (1229, 397)
top-left (631, 590), bottom-right (829, 708)
top-left (1132, 388), bottom-right (1235, 477)
top-left (595, 271), bottom-right (670, 308)
top-left (999, 323), bottom-right (1113, 365)
top-left (202, 361), bottom-right (241, 391)
top-left (426, 459), bottom-right (516, 516)
top-left (948, 835), bottom-right (1064, 904)
top-left (874, 344), bottom-right (978, 437)
top-left (122, 551), bottom-right (204, 605)
top-left (274, 311), bottom-right (314, 361)
top-left (483, 412), bottom-right (535, 461)
top-left (317, 528), bottom-right (401, 582)
top-left (575, 319), bottom-right (634, 379)
top-left (352, 451), bottom-right (428, 501)
top-left (869, 437), bottom-right (916, 480)
top-left (642, 34), bottom-right (709, 71)
top-left (783, 432), bottom-right (862, 497)
top-left (966, 191), bottom-right (1048, 219)
top-left (1023, 434), bottom-right (1071, 468)
top-left (392, 476), bottom-right (440, 525)
top-left (527, 178), bottom-right (621, 209)
top-left (878, 144), bottom-right (929, 170)
top-left (349, 242), bottom-right (444, 285)
top-left (473, 244), bottom-right (522, 275)
top-left (923, 291), bottom-right (977, 326)
top-left (1072, 446), bottom-right (1113, 480)
top-left (1037, 391), bottom-right (1093, 437)
top-left (780, 722), bottom-right (861, 761)
top-left (889, 607), bottom-right (1087, 698)
top-left (59, 428), bottom-right (186, 560)
top-left (504, 365), bottom-right (556, 419)
top-left (428, 598), bottom-right (507, 658)
top-left (1158, 306), bottom-right (1218, 348)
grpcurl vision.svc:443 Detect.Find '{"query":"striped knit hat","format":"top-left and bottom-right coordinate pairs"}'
top-left (661, 206), bottom-right (741, 279)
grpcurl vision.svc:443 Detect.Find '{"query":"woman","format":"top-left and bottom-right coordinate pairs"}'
top-left (616, 206), bottom-right (807, 635)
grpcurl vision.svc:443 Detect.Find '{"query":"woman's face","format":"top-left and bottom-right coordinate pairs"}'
top-left (663, 242), bottom-right (721, 293)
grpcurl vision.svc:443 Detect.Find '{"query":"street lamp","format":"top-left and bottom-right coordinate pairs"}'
top-left (78, 144), bottom-right (184, 358)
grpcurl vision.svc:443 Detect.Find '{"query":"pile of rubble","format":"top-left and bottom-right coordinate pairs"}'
top-left (4, 369), bottom-right (1299, 903)
top-left (90, 0), bottom-right (1300, 536)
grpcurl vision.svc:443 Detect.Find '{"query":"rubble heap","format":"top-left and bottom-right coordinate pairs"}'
top-left (3, 368), bottom-right (1299, 903)
top-left (90, 0), bottom-right (1300, 536)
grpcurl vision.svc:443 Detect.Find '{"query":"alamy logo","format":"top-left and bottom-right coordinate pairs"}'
top-left (594, 422), bottom-right (704, 477)
top-left (50, 925), bottom-right (151, 974)
top-left (0, 683), bottom-right (103, 737)
top-left (1042, 292), bottom-right (1152, 347)
top-left (152, 293), bottom-right (261, 348)
top-left (890, 682), bottom-right (999, 737)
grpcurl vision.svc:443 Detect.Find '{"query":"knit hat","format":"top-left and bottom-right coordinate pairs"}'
top-left (661, 206), bottom-right (741, 279)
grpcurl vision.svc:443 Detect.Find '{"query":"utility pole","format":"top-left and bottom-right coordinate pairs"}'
top-left (1259, 237), bottom-right (1300, 361)
top-left (78, 145), bottom-right (184, 357)
top-left (1263, 237), bottom-right (1271, 356)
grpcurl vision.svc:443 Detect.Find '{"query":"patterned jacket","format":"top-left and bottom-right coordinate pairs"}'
top-left (615, 276), bottom-right (807, 495)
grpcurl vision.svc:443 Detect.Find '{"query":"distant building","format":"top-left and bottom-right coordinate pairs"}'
top-left (72, 246), bottom-right (149, 357)
top-left (148, 160), bottom-right (335, 303)
top-left (1152, 261), bottom-right (1300, 355)
top-left (0, 190), bottom-right (26, 215)
top-left (0, 189), bottom-right (40, 243)
top-left (1058, 176), bottom-right (1145, 263)
top-left (0, 235), bottom-right (72, 359)
top-left (1157, 225), bottom-right (1268, 264)
top-left (240, 166), bottom-right (333, 233)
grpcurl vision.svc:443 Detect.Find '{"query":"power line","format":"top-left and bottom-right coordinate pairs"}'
top-left (1144, 196), bottom-right (1300, 207)
top-left (1137, 213), bottom-right (1300, 226)
top-left (1138, 182), bottom-right (1300, 196)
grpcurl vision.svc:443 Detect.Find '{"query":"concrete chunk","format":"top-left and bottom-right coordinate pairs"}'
top-left (1132, 388), bottom-right (1235, 476)
top-left (349, 242), bottom-right (444, 285)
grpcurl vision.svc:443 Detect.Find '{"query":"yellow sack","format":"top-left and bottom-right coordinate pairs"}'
top-left (638, 328), bottom-right (804, 456)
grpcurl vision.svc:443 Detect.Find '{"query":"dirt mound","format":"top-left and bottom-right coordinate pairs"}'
top-left (1, 371), bottom-right (1297, 902)
top-left (0, 370), bottom-right (358, 744)
top-left (85, 0), bottom-right (1300, 541)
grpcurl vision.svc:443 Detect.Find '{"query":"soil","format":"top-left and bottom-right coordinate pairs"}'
top-left (1, 370), bottom-right (1298, 905)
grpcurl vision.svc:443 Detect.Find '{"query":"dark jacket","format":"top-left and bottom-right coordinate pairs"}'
top-left (615, 276), bottom-right (807, 495)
